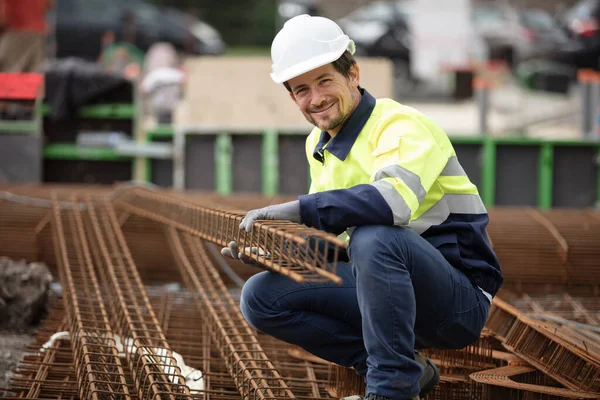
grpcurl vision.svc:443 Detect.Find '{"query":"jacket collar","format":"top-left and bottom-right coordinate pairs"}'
top-left (313, 88), bottom-right (376, 163)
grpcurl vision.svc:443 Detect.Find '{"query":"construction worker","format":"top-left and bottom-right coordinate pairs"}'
top-left (0, 0), bottom-right (53, 72)
top-left (222, 14), bottom-right (503, 400)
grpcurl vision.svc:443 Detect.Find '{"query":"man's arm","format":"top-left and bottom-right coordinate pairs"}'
top-left (299, 113), bottom-right (448, 235)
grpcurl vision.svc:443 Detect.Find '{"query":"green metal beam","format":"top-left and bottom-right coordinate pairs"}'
top-left (41, 103), bottom-right (135, 119)
top-left (481, 137), bottom-right (496, 207)
top-left (262, 129), bottom-right (279, 197)
top-left (537, 143), bottom-right (554, 210)
top-left (215, 133), bottom-right (232, 195)
top-left (0, 121), bottom-right (38, 135)
top-left (43, 143), bottom-right (130, 161)
top-left (146, 125), bottom-right (175, 140)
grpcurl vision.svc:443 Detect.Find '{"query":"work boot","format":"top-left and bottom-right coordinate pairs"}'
top-left (415, 351), bottom-right (440, 397)
top-left (340, 352), bottom-right (437, 400)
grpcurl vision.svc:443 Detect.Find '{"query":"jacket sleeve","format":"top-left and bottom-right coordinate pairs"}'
top-left (299, 113), bottom-right (447, 234)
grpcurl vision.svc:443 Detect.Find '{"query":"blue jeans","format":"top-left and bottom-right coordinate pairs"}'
top-left (239, 225), bottom-right (490, 399)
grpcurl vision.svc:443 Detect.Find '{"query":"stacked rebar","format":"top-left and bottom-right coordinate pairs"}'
top-left (115, 187), bottom-right (345, 284)
top-left (166, 228), bottom-right (295, 399)
top-left (51, 194), bottom-right (130, 400)
top-left (83, 196), bottom-right (192, 400)
top-left (2, 185), bottom-right (600, 400)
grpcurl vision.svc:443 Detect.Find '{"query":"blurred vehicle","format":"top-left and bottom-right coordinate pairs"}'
top-left (338, 1), bottom-right (576, 70)
top-left (337, 0), bottom-right (482, 93)
top-left (472, 3), bottom-right (535, 66)
top-left (519, 8), bottom-right (572, 54)
top-left (561, 0), bottom-right (600, 68)
top-left (47, 0), bottom-right (225, 62)
top-left (277, 0), bottom-right (319, 29)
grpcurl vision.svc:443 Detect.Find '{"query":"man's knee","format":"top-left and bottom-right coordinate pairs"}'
top-left (239, 272), bottom-right (272, 330)
top-left (349, 225), bottom-right (415, 263)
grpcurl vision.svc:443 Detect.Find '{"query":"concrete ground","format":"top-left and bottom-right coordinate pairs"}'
top-left (403, 79), bottom-right (585, 139)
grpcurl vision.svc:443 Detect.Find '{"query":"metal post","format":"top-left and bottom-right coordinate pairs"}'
top-left (173, 127), bottom-right (186, 190)
top-left (590, 72), bottom-right (600, 140)
top-left (579, 69), bottom-right (593, 138)
top-left (474, 76), bottom-right (490, 136)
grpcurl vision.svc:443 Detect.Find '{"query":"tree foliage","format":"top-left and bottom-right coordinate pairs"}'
top-left (147, 0), bottom-right (278, 46)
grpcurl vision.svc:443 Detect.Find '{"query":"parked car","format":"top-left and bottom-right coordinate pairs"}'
top-left (560, 0), bottom-right (600, 68)
top-left (47, 0), bottom-right (225, 62)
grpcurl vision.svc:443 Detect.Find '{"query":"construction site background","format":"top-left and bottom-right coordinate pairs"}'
top-left (1, 1), bottom-right (600, 399)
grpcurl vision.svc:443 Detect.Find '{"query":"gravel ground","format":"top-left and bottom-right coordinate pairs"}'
top-left (0, 330), bottom-right (35, 391)
top-left (0, 257), bottom-right (55, 392)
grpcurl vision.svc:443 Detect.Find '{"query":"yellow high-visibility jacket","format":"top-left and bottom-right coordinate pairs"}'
top-left (298, 89), bottom-right (503, 297)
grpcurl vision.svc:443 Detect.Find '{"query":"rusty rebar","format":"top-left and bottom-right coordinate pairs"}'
top-left (82, 195), bottom-right (192, 400)
top-left (470, 365), bottom-right (600, 399)
top-left (50, 194), bottom-right (131, 400)
top-left (166, 227), bottom-right (295, 399)
top-left (503, 315), bottom-right (600, 392)
top-left (114, 187), bottom-right (345, 284)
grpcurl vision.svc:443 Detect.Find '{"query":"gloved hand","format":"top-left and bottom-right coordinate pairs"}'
top-left (220, 241), bottom-right (268, 265)
top-left (238, 200), bottom-right (301, 232)
top-left (221, 200), bottom-right (301, 264)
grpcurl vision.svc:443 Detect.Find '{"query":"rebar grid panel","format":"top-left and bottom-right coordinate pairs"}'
top-left (121, 214), bottom-right (185, 284)
top-left (323, 364), bottom-right (364, 399)
top-left (541, 210), bottom-right (600, 285)
top-left (470, 365), bottom-right (600, 399)
top-left (165, 227), bottom-right (296, 400)
top-left (500, 290), bottom-right (600, 328)
top-left (82, 196), bottom-right (192, 400)
top-left (419, 336), bottom-right (497, 376)
top-left (484, 297), bottom-right (522, 341)
top-left (255, 338), bottom-right (332, 400)
top-left (486, 208), bottom-right (574, 284)
top-left (150, 291), bottom-right (334, 400)
top-left (50, 195), bottom-right (131, 400)
top-left (0, 200), bottom-right (47, 262)
top-left (5, 312), bottom-right (75, 399)
top-left (503, 316), bottom-right (600, 392)
top-left (114, 187), bottom-right (345, 284)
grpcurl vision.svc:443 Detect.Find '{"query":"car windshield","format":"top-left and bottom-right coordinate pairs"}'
top-left (473, 6), bottom-right (507, 28)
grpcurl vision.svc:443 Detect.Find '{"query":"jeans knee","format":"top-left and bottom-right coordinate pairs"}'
top-left (350, 225), bottom-right (412, 257)
top-left (239, 272), bottom-right (271, 330)
top-left (349, 225), bottom-right (417, 274)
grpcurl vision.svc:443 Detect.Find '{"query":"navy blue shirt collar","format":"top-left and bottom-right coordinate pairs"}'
top-left (313, 88), bottom-right (376, 163)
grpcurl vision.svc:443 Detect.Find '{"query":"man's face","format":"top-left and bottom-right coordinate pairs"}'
top-left (287, 63), bottom-right (360, 135)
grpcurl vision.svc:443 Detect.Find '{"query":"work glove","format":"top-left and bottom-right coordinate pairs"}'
top-left (220, 241), bottom-right (266, 265)
top-left (220, 200), bottom-right (302, 264)
top-left (238, 200), bottom-right (302, 232)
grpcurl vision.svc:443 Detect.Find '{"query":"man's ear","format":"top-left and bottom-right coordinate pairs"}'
top-left (349, 64), bottom-right (360, 88)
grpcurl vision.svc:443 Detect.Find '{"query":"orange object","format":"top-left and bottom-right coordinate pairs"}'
top-left (0, 0), bottom-right (50, 33)
top-left (0, 73), bottom-right (43, 100)
top-left (577, 68), bottom-right (595, 83)
top-left (473, 76), bottom-right (493, 90)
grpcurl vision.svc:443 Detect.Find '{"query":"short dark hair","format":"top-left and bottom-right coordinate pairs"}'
top-left (283, 51), bottom-right (357, 93)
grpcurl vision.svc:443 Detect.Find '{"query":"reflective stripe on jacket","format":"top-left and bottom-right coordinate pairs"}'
top-left (298, 89), bottom-right (503, 296)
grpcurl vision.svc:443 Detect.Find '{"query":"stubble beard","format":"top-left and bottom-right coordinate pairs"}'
top-left (305, 104), bottom-right (349, 133)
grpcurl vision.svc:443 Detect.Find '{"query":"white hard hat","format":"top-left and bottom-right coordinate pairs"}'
top-left (270, 14), bottom-right (355, 84)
